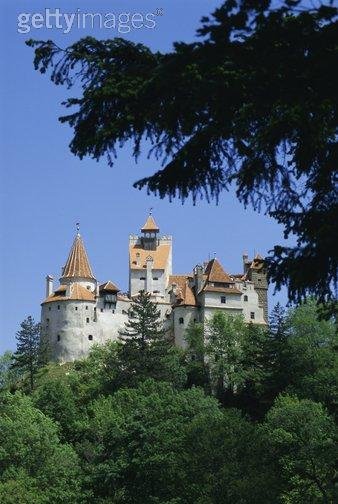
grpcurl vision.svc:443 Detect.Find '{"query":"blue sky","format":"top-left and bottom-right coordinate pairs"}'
top-left (0, 0), bottom-right (290, 352)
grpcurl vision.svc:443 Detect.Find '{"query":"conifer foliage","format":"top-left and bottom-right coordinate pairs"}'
top-left (26, 1), bottom-right (338, 309)
top-left (117, 290), bottom-right (175, 385)
top-left (120, 290), bottom-right (165, 346)
top-left (12, 316), bottom-right (41, 391)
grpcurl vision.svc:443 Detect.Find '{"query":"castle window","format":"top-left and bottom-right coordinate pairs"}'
top-left (153, 277), bottom-right (158, 281)
top-left (86, 285), bottom-right (91, 290)
top-left (153, 290), bottom-right (160, 293)
top-left (250, 312), bottom-right (255, 320)
top-left (100, 308), bottom-right (104, 312)
top-left (221, 296), bottom-right (226, 304)
top-left (57, 305), bottom-right (60, 310)
top-left (244, 295), bottom-right (248, 302)
top-left (112, 309), bottom-right (115, 314)
top-left (85, 306), bottom-right (88, 310)
top-left (48, 307), bottom-right (51, 311)
top-left (179, 317), bottom-right (184, 324)
top-left (86, 317), bottom-right (90, 323)
top-left (57, 334), bottom-right (60, 342)
top-left (258, 278), bottom-right (262, 282)
top-left (88, 335), bottom-right (93, 341)
top-left (75, 306), bottom-right (78, 311)
top-left (140, 276), bottom-right (146, 280)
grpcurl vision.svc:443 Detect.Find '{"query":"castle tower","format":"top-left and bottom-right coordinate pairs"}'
top-left (60, 231), bottom-right (97, 292)
top-left (41, 230), bottom-right (98, 362)
top-left (129, 213), bottom-right (172, 300)
top-left (244, 254), bottom-right (268, 322)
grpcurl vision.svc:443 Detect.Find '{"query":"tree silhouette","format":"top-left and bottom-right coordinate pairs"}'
top-left (27, 0), bottom-right (338, 310)
top-left (12, 316), bottom-right (41, 391)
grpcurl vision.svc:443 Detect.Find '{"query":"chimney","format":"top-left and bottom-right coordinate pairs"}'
top-left (136, 252), bottom-right (141, 267)
top-left (46, 275), bottom-right (53, 297)
top-left (242, 253), bottom-right (250, 274)
top-left (145, 256), bottom-right (153, 293)
top-left (194, 264), bottom-right (204, 293)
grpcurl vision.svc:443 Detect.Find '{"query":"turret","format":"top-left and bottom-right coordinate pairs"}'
top-left (140, 211), bottom-right (160, 251)
top-left (41, 226), bottom-right (98, 362)
top-left (59, 227), bottom-right (97, 292)
top-left (46, 275), bottom-right (53, 297)
top-left (129, 212), bottom-right (172, 298)
top-left (244, 253), bottom-right (268, 322)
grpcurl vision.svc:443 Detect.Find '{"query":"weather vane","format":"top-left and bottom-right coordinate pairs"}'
top-left (76, 222), bottom-right (80, 233)
top-left (149, 207), bottom-right (153, 215)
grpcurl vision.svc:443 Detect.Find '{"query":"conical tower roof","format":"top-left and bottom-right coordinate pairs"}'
top-left (141, 214), bottom-right (159, 233)
top-left (62, 233), bottom-right (95, 279)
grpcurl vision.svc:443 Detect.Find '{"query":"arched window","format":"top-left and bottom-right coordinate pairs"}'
top-left (88, 335), bottom-right (93, 341)
top-left (179, 317), bottom-right (184, 325)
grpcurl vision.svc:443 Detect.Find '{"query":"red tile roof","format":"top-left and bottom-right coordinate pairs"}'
top-left (169, 275), bottom-right (197, 306)
top-left (141, 215), bottom-right (160, 232)
top-left (62, 234), bottom-right (95, 279)
top-left (203, 286), bottom-right (242, 294)
top-left (204, 258), bottom-right (234, 284)
top-left (99, 281), bottom-right (120, 292)
top-left (42, 283), bottom-right (95, 304)
top-left (129, 244), bottom-right (170, 270)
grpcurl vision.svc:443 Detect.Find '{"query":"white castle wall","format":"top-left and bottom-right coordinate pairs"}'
top-left (41, 298), bottom-right (131, 363)
top-left (172, 306), bottom-right (199, 349)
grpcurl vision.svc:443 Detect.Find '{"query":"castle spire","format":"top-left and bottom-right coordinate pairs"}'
top-left (141, 211), bottom-right (160, 233)
top-left (61, 231), bottom-right (95, 280)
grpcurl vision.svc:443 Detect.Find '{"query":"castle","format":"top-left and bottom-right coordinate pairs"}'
top-left (41, 214), bottom-right (268, 362)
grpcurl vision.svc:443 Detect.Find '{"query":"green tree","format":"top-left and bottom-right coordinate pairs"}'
top-left (27, 1), bottom-right (338, 309)
top-left (32, 378), bottom-right (80, 443)
top-left (283, 300), bottom-right (337, 415)
top-left (205, 312), bottom-right (271, 416)
top-left (263, 395), bottom-right (336, 503)
top-left (120, 290), bottom-right (165, 346)
top-left (183, 408), bottom-right (277, 504)
top-left (83, 379), bottom-right (223, 503)
top-left (12, 316), bottom-right (41, 391)
top-left (184, 321), bottom-right (210, 391)
top-left (205, 312), bottom-right (247, 402)
top-left (0, 351), bottom-right (21, 391)
top-left (118, 291), bottom-right (186, 388)
top-left (0, 392), bottom-right (85, 503)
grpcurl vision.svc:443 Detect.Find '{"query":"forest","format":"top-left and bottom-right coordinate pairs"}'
top-left (0, 295), bottom-right (336, 503)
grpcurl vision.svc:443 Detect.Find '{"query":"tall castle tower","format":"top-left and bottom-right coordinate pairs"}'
top-left (129, 212), bottom-right (172, 301)
top-left (243, 253), bottom-right (268, 322)
top-left (41, 230), bottom-right (98, 362)
top-left (41, 229), bottom-right (129, 362)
